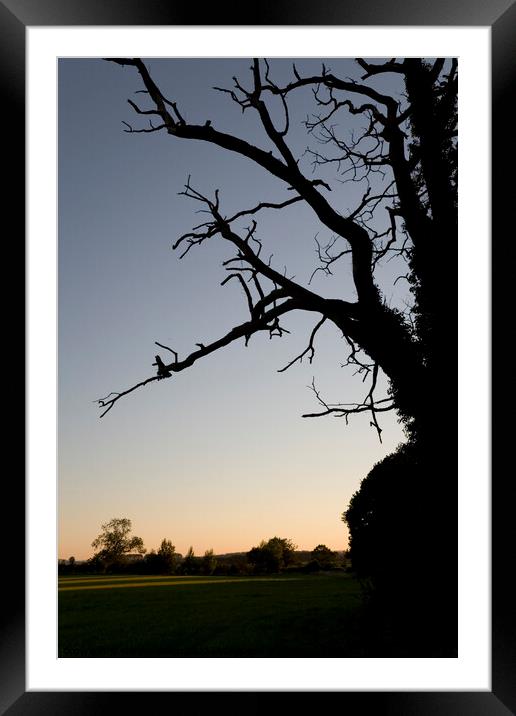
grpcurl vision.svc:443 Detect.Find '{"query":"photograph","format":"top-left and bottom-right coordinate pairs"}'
top-left (58, 55), bottom-right (458, 659)
top-left (5, 0), bottom-right (509, 708)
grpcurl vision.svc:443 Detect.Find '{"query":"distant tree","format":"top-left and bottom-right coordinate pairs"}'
top-left (68, 556), bottom-right (75, 566)
top-left (342, 550), bottom-right (352, 571)
top-left (143, 549), bottom-right (160, 573)
top-left (247, 540), bottom-right (269, 573)
top-left (91, 517), bottom-right (146, 568)
top-left (310, 544), bottom-right (338, 570)
top-left (87, 554), bottom-right (106, 574)
top-left (201, 548), bottom-right (217, 575)
top-left (213, 553), bottom-right (250, 576)
top-left (158, 538), bottom-right (177, 573)
top-left (180, 546), bottom-right (199, 575)
top-left (269, 536), bottom-right (297, 568)
top-left (247, 536), bottom-right (297, 574)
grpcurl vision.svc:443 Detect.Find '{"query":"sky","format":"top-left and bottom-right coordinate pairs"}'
top-left (58, 58), bottom-right (412, 560)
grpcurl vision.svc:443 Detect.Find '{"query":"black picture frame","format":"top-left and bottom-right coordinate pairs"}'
top-left (4, 0), bottom-right (511, 712)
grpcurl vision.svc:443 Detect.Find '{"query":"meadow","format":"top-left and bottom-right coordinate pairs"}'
top-left (58, 573), bottom-right (368, 657)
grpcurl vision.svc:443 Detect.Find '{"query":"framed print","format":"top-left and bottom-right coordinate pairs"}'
top-left (4, 0), bottom-right (511, 712)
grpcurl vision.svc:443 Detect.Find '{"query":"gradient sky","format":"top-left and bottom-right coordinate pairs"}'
top-left (58, 58), bottom-right (413, 560)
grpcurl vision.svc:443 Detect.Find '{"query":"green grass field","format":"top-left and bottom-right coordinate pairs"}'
top-left (58, 573), bottom-right (368, 657)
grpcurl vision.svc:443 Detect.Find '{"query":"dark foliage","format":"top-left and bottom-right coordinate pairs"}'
top-left (247, 537), bottom-right (297, 574)
top-left (310, 544), bottom-right (339, 570)
top-left (177, 546), bottom-right (201, 575)
top-left (343, 440), bottom-right (457, 655)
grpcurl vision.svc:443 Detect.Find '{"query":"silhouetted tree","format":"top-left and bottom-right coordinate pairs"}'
top-left (342, 441), bottom-right (456, 655)
top-left (247, 541), bottom-right (269, 573)
top-left (212, 552), bottom-right (250, 576)
top-left (98, 58), bottom-right (457, 653)
top-left (247, 536), bottom-right (297, 573)
top-left (343, 445), bottom-right (416, 580)
top-left (98, 58), bottom-right (456, 447)
top-left (270, 536), bottom-right (297, 568)
top-left (157, 538), bottom-right (177, 574)
top-left (180, 546), bottom-right (199, 575)
top-left (201, 548), bottom-right (217, 575)
top-left (87, 554), bottom-right (106, 574)
top-left (310, 544), bottom-right (338, 570)
top-left (143, 549), bottom-right (160, 573)
top-left (91, 517), bottom-right (146, 569)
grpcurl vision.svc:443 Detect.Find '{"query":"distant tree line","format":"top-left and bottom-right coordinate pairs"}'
top-left (58, 518), bottom-right (349, 577)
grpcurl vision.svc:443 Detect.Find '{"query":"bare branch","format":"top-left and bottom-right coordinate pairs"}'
top-left (122, 120), bottom-right (167, 134)
top-left (221, 273), bottom-right (254, 317)
top-left (225, 195), bottom-right (303, 223)
top-left (308, 235), bottom-right (352, 284)
top-left (262, 68), bottom-right (398, 114)
top-left (96, 377), bottom-right (162, 418)
top-left (100, 58), bottom-right (437, 429)
top-left (110, 57), bottom-right (381, 305)
top-left (172, 180), bottom-right (360, 321)
top-left (277, 316), bottom-right (327, 372)
top-left (155, 341), bottom-right (178, 362)
top-left (302, 376), bottom-right (394, 442)
top-left (356, 58), bottom-right (405, 80)
top-left (365, 363), bottom-right (383, 441)
top-left (97, 299), bottom-right (302, 417)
